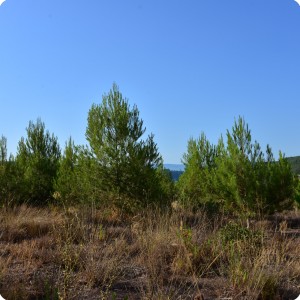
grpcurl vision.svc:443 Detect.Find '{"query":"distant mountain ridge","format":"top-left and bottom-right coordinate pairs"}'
top-left (164, 164), bottom-right (184, 181)
top-left (286, 156), bottom-right (300, 174)
top-left (164, 164), bottom-right (184, 171)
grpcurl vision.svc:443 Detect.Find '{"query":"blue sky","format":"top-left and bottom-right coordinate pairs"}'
top-left (0, 0), bottom-right (300, 164)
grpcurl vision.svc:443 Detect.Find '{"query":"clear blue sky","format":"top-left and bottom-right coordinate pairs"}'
top-left (0, 0), bottom-right (300, 164)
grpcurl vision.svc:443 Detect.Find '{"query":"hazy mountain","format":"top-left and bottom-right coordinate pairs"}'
top-left (286, 156), bottom-right (300, 174)
top-left (164, 164), bottom-right (184, 181)
top-left (164, 164), bottom-right (185, 171)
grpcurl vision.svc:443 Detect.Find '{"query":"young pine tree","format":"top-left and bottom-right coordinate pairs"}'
top-left (177, 133), bottom-right (216, 207)
top-left (55, 137), bottom-right (78, 204)
top-left (86, 83), bottom-right (165, 206)
top-left (16, 119), bottom-right (61, 205)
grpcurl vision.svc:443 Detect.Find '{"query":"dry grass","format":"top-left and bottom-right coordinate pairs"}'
top-left (0, 204), bottom-right (299, 299)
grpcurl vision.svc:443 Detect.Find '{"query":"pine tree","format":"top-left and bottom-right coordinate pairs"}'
top-left (178, 133), bottom-right (216, 206)
top-left (86, 83), bottom-right (163, 206)
top-left (179, 116), bottom-right (296, 215)
top-left (55, 137), bottom-right (78, 204)
top-left (16, 119), bottom-right (61, 204)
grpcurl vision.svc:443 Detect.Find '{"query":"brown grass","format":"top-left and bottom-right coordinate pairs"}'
top-left (0, 204), bottom-right (299, 299)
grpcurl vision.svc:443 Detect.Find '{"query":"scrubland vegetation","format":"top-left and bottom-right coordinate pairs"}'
top-left (0, 205), bottom-right (299, 299)
top-left (0, 84), bottom-right (300, 299)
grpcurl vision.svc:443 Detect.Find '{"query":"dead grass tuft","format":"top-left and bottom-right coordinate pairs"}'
top-left (0, 204), bottom-right (63, 242)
